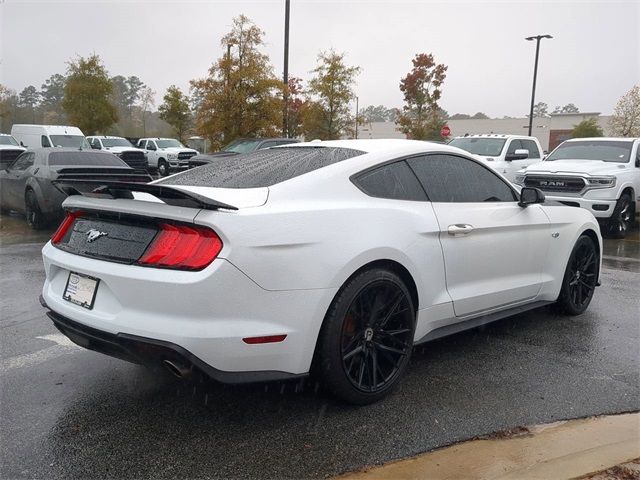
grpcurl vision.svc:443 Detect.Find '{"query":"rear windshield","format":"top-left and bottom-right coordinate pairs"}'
top-left (159, 147), bottom-right (365, 188)
top-left (448, 137), bottom-right (507, 156)
top-left (48, 151), bottom-right (129, 166)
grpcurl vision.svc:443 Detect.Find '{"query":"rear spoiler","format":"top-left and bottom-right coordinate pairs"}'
top-left (52, 180), bottom-right (238, 211)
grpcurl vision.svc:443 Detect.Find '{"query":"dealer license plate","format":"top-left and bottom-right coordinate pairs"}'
top-left (63, 272), bottom-right (99, 310)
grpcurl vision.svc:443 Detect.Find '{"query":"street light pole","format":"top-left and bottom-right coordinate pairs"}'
top-left (525, 34), bottom-right (552, 136)
top-left (283, 0), bottom-right (290, 137)
top-left (355, 96), bottom-right (359, 139)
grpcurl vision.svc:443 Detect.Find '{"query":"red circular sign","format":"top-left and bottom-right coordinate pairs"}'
top-left (440, 125), bottom-right (451, 137)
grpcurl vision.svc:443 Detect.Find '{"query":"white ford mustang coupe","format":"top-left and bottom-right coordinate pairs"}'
top-left (41, 139), bottom-right (602, 404)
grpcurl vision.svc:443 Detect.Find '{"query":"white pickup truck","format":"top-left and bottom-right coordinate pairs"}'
top-left (516, 137), bottom-right (640, 238)
top-left (136, 138), bottom-right (198, 176)
top-left (448, 134), bottom-right (544, 182)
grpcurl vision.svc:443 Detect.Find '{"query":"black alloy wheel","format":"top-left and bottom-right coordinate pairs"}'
top-left (317, 268), bottom-right (416, 404)
top-left (604, 193), bottom-right (634, 239)
top-left (25, 190), bottom-right (46, 230)
top-left (556, 235), bottom-right (598, 315)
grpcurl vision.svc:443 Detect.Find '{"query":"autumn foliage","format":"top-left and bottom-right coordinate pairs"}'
top-left (191, 15), bottom-right (283, 149)
top-left (397, 53), bottom-right (448, 141)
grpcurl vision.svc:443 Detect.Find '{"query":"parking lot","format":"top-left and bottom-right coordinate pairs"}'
top-left (0, 212), bottom-right (638, 479)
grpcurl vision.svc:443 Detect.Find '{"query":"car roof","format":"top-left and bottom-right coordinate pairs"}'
top-left (289, 138), bottom-right (466, 157)
top-left (87, 135), bottom-right (127, 139)
top-left (563, 137), bottom-right (639, 142)
top-left (451, 134), bottom-right (536, 140)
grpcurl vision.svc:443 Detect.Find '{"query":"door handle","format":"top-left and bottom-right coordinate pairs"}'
top-left (447, 224), bottom-right (474, 236)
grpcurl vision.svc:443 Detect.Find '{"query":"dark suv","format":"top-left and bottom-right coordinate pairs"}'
top-left (188, 138), bottom-right (300, 168)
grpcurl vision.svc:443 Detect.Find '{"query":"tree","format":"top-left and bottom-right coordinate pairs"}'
top-left (571, 117), bottom-right (603, 138)
top-left (552, 103), bottom-right (580, 114)
top-left (139, 86), bottom-right (156, 137)
top-left (40, 73), bottom-right (67, 123)
top-left (301, 50), bottom-right (360, 140)
top-left (532, 102), bottom-right (549, 118)
top-left (361, 105), bottom-right (397, 123)
top-left (610, 85), bottom-right (640, 137)
top-left (191, 15), bottom-right (283, 149)
top-left (158, 85), bottom-right (191, 141)
top-left (471, 112), bottom-right (489, 119)
top-left (449, 113), bottom-right (471, 120)
top-left (285, 77), bottom-right (305, 138)
top-left (62, 54), bottom-right (117, 135)
top-left (396, 53), bottom-right (448, 140)
top-left (18, 86), bottom-right (40, 122)
top-left (0, 84), bottom-right (19, 132)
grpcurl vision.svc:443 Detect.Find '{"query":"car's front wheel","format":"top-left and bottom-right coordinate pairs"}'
top-left (316, 268), bottom-right (416, 404)
top-left (603, 193), bottom-right (634, 239)
top-left (555, 235), bottom-right (598, 316)
top-left (25, 190), bottom-right (46, 230)
top-left (157, 159), bottom-right (169, 177)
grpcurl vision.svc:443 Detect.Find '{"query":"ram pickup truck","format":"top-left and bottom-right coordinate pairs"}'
top-left (516, 137), bottom-right (640, 238)
top-left (448, 134), bottom-right (543, 182)
top-left (136, 138), bottom-right (198, 176)
top-left (87, 136), bottom-right (148, 171)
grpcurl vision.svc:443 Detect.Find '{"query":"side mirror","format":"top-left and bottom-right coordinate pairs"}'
top-left (519, 187), bottom-right (545, 207)
top-left (505, 149), bottom-right (529, 161)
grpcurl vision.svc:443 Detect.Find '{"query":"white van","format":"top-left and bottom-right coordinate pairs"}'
top-left (11, 124), bottom-right (90, 149)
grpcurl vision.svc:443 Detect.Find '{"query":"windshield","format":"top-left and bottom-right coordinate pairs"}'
top-left (222, 139), bottom-right (262, 154)
top-left (156, 139), bottom-right (184, 149)
top-left (50, 135), bottom-right (91, 149)
top-left (0, 136), bottom-right (20, 146)
top-left (449, 137), bottom-right (507, 157)
top-left (101, 138), bottom-right (133, 148)
top-left (546, 140), bottom-right (633, 163)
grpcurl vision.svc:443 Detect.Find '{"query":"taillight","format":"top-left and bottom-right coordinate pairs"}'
top-left (139, 223), bottom-right (222, 270)
top-left (51, 211), bottom-right (84, 244)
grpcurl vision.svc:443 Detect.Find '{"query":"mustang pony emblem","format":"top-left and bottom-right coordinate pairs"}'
top-left (86, 229), bottom-right (108, 243)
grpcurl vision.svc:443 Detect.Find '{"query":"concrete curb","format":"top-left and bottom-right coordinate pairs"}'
top-left (336, 413), bottom-right (640, 480)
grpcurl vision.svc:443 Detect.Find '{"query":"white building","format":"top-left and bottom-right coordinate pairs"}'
top-left (357, 113), bottom-right (613, 152)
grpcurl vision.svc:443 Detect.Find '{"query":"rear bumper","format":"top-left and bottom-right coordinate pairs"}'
top-left (42, 300), bottom-right (303, 384)
top-left (41, 242), bottom-right (337, 378)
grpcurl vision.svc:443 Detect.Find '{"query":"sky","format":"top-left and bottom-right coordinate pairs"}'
top-left (1, 0), bottom-right (638, 118)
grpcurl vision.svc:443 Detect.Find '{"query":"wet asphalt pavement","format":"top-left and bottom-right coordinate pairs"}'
top-left (1, 213), bottom-right (639, 479)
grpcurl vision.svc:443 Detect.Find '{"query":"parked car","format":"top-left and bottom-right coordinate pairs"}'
top-left (40, 139), bottom-right (601, 404)
top-left (11, 124), bottom-right (90, 149)
top-left (188, 137), bottom-right (300, 168)
top-left (0, 149), bottom-right (151, 229)
top-left (136, 138), bottom-right (198, 176)
top-left (516, 137), bottom-right (640, 238)
top-left (0, 133), bottom-right (26, 170)
top-left (87, 136), bottom-right (148, 171)
top-left (448, 134), bottom-right (543, 182)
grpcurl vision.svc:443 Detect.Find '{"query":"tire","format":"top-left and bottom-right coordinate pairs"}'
top-left (603, 193), bottom-right (634, 239)
top-left (157, 159), bottom-right (169, 177)
top-left (25, 190), bottom-right (46, 230)
top-left (316, 268), bottom-right (416, 405)
top-left (554, 235), bottom-right (598, 316)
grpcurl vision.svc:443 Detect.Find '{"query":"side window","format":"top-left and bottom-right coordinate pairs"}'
top-left (506, 139), bottom-right (523, 155)
top-left (259, 141), bottom-right (278, 149)
top-left (10, 152), bottom-right (35, 171)
top-left (147, 141), bottom-right (156, 151)
top-left (407, 154), bottom-right (517, 202)
top-left (353, 160), bottom-right (427, 201)
top-left (41, 135), bottom-right (52, 148)
top-left (521, 140), bottom-right (540, 158)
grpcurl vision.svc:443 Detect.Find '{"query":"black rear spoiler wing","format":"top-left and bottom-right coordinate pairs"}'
top-left (52, 180), bottom-right (238, 211)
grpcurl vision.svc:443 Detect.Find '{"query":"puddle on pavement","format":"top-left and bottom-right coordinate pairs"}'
top-left (0, 212), bottom-right (55, 247)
